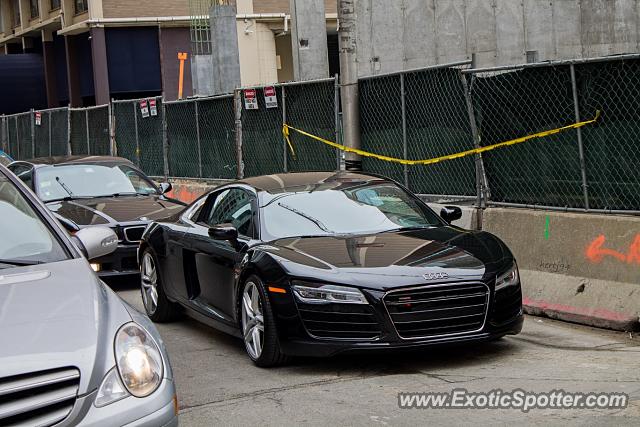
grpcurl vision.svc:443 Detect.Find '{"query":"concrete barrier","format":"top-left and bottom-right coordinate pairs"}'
top-left (483, 208), bottom-right (640, 331)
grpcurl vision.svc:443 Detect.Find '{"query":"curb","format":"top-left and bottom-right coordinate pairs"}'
top-left (523, 297), bottom-right (639, 332)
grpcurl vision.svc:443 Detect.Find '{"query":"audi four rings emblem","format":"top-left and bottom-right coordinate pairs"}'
top-left (423, 272), bottom-right (449, 280)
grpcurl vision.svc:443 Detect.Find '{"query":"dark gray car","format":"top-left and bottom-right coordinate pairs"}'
top-left (0, 164), bottom-right (178, 426)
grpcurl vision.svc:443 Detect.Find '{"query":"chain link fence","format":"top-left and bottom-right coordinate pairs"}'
top-left (2, 57), bottom-right (639, 213)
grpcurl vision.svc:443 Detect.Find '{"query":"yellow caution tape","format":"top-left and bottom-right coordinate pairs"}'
top-left (283, 110), bottom-right (601, 166)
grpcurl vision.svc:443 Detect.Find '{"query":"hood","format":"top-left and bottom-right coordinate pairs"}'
top-left (0, 258), bottom-right (132, 394)
top-left (262, 227), bottom-right (513, 290)
top-left (46, 195), bottom-right (184, 227)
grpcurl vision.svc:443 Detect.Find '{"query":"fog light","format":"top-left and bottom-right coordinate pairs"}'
top-left (91, 263), bottom-right (102, 272)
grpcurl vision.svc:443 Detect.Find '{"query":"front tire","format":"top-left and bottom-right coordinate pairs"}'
top-left (140, 249), bottom-right (180, 322)
top-left (240, 275), bottom-right (288, 367)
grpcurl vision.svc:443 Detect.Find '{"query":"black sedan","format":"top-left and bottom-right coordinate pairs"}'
top-left (8, 156), bottom-right (185, 277)
top-left (140, 172), bottom-right (523, 366)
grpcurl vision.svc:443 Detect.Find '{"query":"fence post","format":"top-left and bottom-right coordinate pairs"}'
top-left (66, 106), bottom-right (72, 155)
top-left (1, 115), bottom-right (5, 153)
top-left (108, 100), bottom-right (115, 156)
top-left (460, 58), bottom-right (488, 229)
top-left (48, 111), bottom-right (52, 156)
top-left (234, 89), bottom-right (244, 179)
top-left (400, 73), bottom-right (409, 188)
top-left (162, 100), bottom-right (169, 180)
top-left (30, 109), bottom-right (35, 158)
top-left (195, 99), bottom-right (203, 178)
top-left (85, 109), bottom-right (90, 155)
top-left (282, 85), bottom-right (288, 173)
top-left (570, 64), bottom-right (590, 210)
top-left (334, 74), bottom-right (341, 171)
top-left (133, 102), bottom-right (140, 166)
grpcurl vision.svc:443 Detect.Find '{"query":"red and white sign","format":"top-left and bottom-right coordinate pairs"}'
top-left (263, 86), bottom-right (278, 109)
top-left (244, 89), bottom-right (258, 110)
top-left (149, 99), bottom-right (158, 116)
top-left (34, 111), bottom-right (42, 126)
top-left (140, 100), bottom-right (150, 118)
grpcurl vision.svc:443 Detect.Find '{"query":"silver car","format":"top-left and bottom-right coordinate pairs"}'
top-left (0, 164), bottom-right (178, 426)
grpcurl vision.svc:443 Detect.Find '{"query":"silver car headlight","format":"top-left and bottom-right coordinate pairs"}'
top-left (94, 323), bottom-right (164, 407)
top-left (495, 262), bottom-right (519, 292)
top-left (292, 283), bottom-right (368, 304)
top-left (115, 323), bottom-right (164, 397)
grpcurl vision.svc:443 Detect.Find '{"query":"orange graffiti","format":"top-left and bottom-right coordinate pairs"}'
top-left (167, 186), bottom-right (204, 204)
top-left (586, 234), bottom-right (640, 265)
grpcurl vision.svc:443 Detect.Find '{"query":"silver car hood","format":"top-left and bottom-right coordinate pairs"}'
top-left (0, 258), bottom-right (132, 394)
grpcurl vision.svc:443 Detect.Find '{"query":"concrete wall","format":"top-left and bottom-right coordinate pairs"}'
top-left (289, 0), bottom-right (329, 81)
top-left (210, 4), bottom-right (241, 94)
top-left (355, 0), bottom-right (640, 76)
top-left (484, 208), bottom-right (640, 330)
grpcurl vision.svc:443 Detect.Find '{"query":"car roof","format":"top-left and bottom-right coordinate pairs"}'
top-left (17, 155), bottom-right (135, 167)
top-left (236, 171), bottom-right (390, 194)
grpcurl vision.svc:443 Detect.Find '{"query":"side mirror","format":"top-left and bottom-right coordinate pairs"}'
top-left (74, 227), bottom-right (118, 261)
top-left (208, 224), bottom-right (239, 242)
top-left (159, 182), bottom-right (172, 195)
top-left (440, 206), bottom-right (463, 224)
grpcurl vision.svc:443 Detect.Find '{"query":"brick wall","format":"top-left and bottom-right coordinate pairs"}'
top-left (102, 0), bottom-right (190, 18)
top-left (253, 0), bottom-right (337, 14)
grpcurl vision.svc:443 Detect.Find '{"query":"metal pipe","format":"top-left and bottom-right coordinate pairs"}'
top-left (234, 89), bottom-right (244, 179)
top-left (30, 109), bottom-right (35, 158)
top-left (400, 73), bottom-right (408, 188)
top-left (462, 53), bottom-right (640, 74)
top-left (133, 102), bottom-right (140, 166)
top-left (338, 0), bottom-right (361, 170)
top-left (282, 85), bottom-right (287, 173)
top-left (570, 64), bottom-right (590, 210)
top-left (162, 101), bottom-right (169, 180)
top-left (488, 201), bottom-right (640, 216)
top-left (85, 110), bottom-right (90, 155)
top-left (358, 59), bottom-right (473, 80)
top-left (48, 111), bottom-right (52, 156)
top-left (195, 100), bottom-right (202, 178)
top-left (334, 74), bottom-right (341, 171)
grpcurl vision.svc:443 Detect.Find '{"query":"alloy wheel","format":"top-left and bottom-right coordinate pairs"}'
top-left (241, 281), bottom-right (265, 360)
top-left (141, 252), bottom-right (159, 315)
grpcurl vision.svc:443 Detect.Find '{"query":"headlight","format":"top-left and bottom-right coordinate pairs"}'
top-left (292, 283), bottom-right (368, 304)
top-left (114, 323), bottom-right (164, 398)
top-left (495, 262), bottom-right (519, 291)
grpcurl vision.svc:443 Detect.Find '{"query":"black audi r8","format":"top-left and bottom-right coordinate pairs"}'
top-left (8, 156), bottom-right (185, 277)
top-left (140, 172), bottom-right (523, 366)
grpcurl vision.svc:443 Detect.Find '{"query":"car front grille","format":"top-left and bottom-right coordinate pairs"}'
top-left (0, 367), bottom-right (80, 427)
top-left (384, 282), bottom-right (489, 339)
top-left (297, 302), bottom-right (382, 340)
top-left (123, 226), bottom-right (146, 243)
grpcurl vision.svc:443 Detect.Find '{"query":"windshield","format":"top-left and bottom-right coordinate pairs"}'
top-left (0, 173), bottom-right (68, 267)
top-left (261, 183), bottom-right (443, 240)
top-left (36, 164), bottom-right (158, 202)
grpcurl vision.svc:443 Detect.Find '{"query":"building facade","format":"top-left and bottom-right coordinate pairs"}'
top-left (0, 0), bottom-right (339, 112)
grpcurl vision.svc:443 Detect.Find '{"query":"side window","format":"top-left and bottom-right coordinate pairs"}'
top-left (8, 164), bottom-right (34, 189)
top-left (205, 189), bottom-right (254, 237)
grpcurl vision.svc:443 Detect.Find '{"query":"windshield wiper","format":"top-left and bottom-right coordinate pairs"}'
top-left (0, 259), bottom-right (43, 267)
top-left (277, 202), bottom-right (333, 233)
top-left (55, 176), bottom-right (74, 197)
top-left (98, 192), bottom-right (140, 197)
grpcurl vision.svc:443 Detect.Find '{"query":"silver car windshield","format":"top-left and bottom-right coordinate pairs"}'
top-left (36, 164), bottom-right (159, 202)
top-left (0, 174), bottom-right (68, 267)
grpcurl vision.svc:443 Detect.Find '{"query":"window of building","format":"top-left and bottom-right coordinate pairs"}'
top-left (12, 0), bottom-right (21, 27)
top-left (75, 0), bottom-right (88, 14)
top-left (30, 0), bottom-right (39, 19)
top-left (51, 0), bottom-right (61, 11)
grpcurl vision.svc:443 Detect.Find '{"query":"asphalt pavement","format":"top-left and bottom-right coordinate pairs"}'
top-left (112, 280), bottom-right (640, 426)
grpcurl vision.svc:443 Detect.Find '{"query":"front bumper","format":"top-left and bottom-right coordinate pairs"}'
top-left (271, 282), bottom-right (524, 358)
top-left (93, 244), bottom-right (140, 277)
top-left (279, 314), bottom-right (523, 357)
top-left (59, 378), bottom-right (177, 427)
